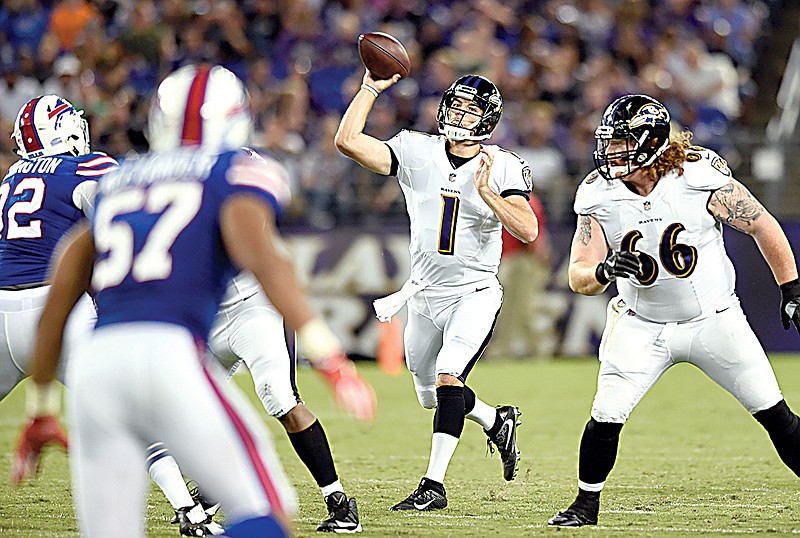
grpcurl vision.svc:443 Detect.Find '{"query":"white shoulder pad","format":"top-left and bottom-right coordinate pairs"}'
top-left (489, 146), bottom-right (532, 193)
top-left (683, 146), bottom-right (732, 191)
top-left (385, 129), bottom-right (440, 168)
top-left (573, 170), bottom-right (608, 216)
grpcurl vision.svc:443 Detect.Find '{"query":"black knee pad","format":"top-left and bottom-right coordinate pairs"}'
top-left (463, 385), bottom-right (476, 415)
top-left (434, 385), bottom-right (466, 438)
top-left (585, 418), bottom-right (623, 440)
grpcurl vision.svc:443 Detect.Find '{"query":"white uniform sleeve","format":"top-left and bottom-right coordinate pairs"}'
top-left (489, 147), bottom-right (532, 196)
top-left (385, 130), bottom-right (410, 186)
top-left (227, 149), bottom-right (292, 209)
top-left (573, 170), bottom-right (606, 215)
top-left (71, 180), bottom-right (98, 217)
top-left (684, 147), bottom-right (734, 191)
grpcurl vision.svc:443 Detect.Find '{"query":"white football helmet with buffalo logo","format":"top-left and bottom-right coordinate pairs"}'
top-left (12, 95), bottom-right (90, 159)
top-left (147, 64), bottom-right (252, 152)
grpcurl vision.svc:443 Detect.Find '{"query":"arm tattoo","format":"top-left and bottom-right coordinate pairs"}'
top-left (576, 215), bottom-right (592, 246)
top-left (710, 181), bottom-right (765, 230)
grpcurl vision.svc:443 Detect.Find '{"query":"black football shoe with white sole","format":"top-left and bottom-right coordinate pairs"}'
top-left (548, 491), bottom-right (600, 527)
top-left (486, 405), bottom-right (522, 481)
top-left (172, 502), bottom-right (225, 536)
top-left (390, 478), bottom-right (448, 511)
top-left (317, 491), bottom-right (362, 533)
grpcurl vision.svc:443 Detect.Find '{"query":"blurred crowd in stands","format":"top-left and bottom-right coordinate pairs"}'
top-left (0, 0), bottom-right (775, 226)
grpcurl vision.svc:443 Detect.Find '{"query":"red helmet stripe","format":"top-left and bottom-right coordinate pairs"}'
top-left (19, 97), bottom-right (43, 154)
top-left (47, 103), bottom-right (70, 119)
top-left (180, 65), bottom-right (211, 146)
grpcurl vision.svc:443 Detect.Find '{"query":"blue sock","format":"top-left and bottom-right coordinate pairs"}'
top-left (225, 515), bottom-right (287, 538)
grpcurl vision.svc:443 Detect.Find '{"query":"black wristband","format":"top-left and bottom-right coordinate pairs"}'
top-left (780, 279), bottom-right (800, 292)
top-left (595, 263), bottom-right (610, 285)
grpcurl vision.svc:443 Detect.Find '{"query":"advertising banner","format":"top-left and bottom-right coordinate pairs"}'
top-left (280, 222), bottom-right (800, 358)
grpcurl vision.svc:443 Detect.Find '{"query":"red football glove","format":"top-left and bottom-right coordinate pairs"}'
top-left (315, 353), bottom-right (377, 422)
top-left (12, 415), bottom-right (69, 485)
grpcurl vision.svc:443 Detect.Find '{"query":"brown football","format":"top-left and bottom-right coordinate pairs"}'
top-left (358, 32), bottom-right (411, 80)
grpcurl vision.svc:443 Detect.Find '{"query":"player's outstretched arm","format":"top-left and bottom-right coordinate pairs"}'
top-left (31, 224), bottom-right (94, 385)
top-left (334, 70), bottom-right (400, 175)
top-left (709, 179), bottom-right (799, 286)
top-left (220, 194), bottom-right (376, 421)
top-left (12, 224), bottom-right (93, 485)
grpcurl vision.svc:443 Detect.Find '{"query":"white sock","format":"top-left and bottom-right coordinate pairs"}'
top-left (148, 454), bottom-right (193, 509)
top-left (321, 480), bottom-right (344, 500)
top-left (425, 432), bottom-right (460, 484)
top-left (578, 479), bottom-right (605, 492)
top-left (466, 397), bottom-right (497, 430)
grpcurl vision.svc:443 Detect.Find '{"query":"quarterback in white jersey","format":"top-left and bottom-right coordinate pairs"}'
top-left (549, 94), bottom-right (800, 528)
top-left (336, 70), bottom-right (538, 510)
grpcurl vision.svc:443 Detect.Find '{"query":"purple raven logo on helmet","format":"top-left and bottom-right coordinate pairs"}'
top-left (631, 103), bottom-right (670, 129)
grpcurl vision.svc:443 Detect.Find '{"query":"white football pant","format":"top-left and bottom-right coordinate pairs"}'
top-left (66, 322), bottom-right (296, 538)
top-left (405, 277), bottom-right (502, 409)
top-left (592, 296), bottom-right (783, 423)
top-left (208, 291), bottom-right (300, 418)
top-left (0, 286), bottom-right (94, 398)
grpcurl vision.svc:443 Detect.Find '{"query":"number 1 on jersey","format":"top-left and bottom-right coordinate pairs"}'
top-left (438, 194), bottom-right (459, 255)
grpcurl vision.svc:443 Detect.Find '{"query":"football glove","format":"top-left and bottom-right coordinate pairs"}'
top-left (595, 249), bottom-right (640, 285)
top-left (314, 352), bottom-right (377, 422)
top-left (780, 279), bottom-right (800, 334)
top-left (297, 318), bottom-right (377, 422)
top-left (12, 415), bottom-right (68, 485)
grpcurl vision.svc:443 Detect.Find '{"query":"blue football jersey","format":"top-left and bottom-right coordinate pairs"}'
top-left (0, 152), bottom-right (117, 287)
top-left (91, 147), bottom-right (288, 339)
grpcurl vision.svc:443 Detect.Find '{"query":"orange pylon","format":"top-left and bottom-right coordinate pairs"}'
top-left (376, 316), bottom-right (404, 375)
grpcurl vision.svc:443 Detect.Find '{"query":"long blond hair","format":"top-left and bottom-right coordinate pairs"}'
top-left (644, 130), bottom-right (694, 181)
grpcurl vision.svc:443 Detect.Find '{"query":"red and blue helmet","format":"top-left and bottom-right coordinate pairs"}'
top-left (12, 95), bottom-right (90, 159)
top-left (147, 64), bottom-right (253, 152)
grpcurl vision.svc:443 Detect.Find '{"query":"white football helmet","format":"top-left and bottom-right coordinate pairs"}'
top-left (147, 64), bottom-right (252, 152)
top-left (12, 95), bottom-right (90, 159)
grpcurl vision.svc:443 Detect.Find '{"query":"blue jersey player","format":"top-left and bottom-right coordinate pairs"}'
top-left (14, 65), bottom-right (358, 538)
top-left (0, 94), bottom-right (115, 409)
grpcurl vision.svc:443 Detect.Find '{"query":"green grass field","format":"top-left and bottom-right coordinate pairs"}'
top-left (1, 356), bottom-right (800, 537)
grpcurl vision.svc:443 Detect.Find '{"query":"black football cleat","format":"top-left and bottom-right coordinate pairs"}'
top-left (548, 491), bottom-right (600, 527)
top-left (187, 480), bottom-right (221, 518)
top-left (390, 478), bottom-right (448, 511)
top-left (548, 507), bottom-right (598, 527)
top-left (317, 491), bottom-right (362, 533)
top-left (172, 503), bottom-right (225, 536)
top-left (486, 405), bottom-right (521, 481)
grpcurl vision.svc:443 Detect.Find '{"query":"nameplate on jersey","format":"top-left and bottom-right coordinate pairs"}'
top-left (7, 157), bottom-right (62, 176)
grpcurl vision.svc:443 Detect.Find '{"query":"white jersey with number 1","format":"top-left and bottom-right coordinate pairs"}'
top-left (385, 129), bottom-right (532, 288)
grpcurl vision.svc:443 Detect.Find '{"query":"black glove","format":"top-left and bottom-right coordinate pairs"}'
top-left (595, 249), bottom-right (640, 285)
top-left (780, 279), bottom-right (800, 333)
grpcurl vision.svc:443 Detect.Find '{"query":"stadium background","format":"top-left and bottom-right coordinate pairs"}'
top-left (2, 0), bottom-right (798, 354)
